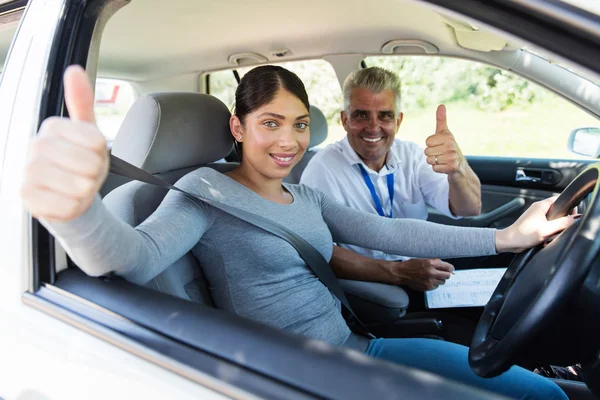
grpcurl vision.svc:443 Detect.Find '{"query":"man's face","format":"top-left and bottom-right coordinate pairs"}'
top-left (341, 88), bottom-right (403, 170)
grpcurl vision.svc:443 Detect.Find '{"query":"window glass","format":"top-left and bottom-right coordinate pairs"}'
top-left (365, 56), bottom-right (600, 159)
top-left (559, 0), bottom-right (600, 17)
top-left (207, 70), bottom-right (238, 109)
top-left (527, 2), bottom-right (600, 84)
top-left (94, 78), bottom-right (137, 142)
top-left (208, 60), bottom-right (344, 147)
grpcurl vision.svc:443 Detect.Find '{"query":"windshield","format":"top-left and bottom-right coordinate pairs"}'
top-left (523, 0), bottom-right (600, 86)
top-left (546, 0), bottom-right (600, 84)
top-left (559, 0), bottom-right (600, 17)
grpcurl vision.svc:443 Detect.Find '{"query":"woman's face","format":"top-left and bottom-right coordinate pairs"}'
top-left (233, 88), bottom-right (311, 180)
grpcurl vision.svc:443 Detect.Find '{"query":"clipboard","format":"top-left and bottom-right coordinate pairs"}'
top-left (424, 268), bottom-right (507, 309)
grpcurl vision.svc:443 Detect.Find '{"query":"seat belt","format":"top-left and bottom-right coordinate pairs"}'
top-left (109, 155), bottom-right (375, 339)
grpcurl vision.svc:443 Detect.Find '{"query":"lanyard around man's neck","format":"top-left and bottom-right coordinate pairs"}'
top-left (358, 164), bottom-right (395, 218)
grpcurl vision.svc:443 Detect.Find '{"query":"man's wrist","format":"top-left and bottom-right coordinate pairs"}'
top-left (380, 259), bottom-right (406, 285)
top-left (447, 163), bottom-right (468, 182)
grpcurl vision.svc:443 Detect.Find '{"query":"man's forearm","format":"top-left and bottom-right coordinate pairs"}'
top-left (448, 164), bottom-right (482, 217)
top-left (329, 246), bottom-right (455, 290)
top-left (329, 245), bottom-right (397, 284)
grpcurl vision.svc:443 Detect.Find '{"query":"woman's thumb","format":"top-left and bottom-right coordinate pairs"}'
top-left (63, 65), bottom-right (96, 124)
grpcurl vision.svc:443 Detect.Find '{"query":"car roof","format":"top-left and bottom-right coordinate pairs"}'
top-left (1, 0), bottom-right (525, 81)
top-left (1, 0), bottom-right (598, 119)
top-left (97, 0), bottom-right (524, 81)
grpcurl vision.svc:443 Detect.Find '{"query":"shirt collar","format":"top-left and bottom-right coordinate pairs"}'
top-left (340, 136), bottom-right (402, 174)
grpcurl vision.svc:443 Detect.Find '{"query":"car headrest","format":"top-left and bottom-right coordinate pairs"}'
top-left (309, 105), bottom-right (328, 149)
top-left (111, 93), bottom-right (233, 174)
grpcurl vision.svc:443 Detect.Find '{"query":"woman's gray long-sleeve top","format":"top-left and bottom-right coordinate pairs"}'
top-left (47, 167), bottom-right (497, 346)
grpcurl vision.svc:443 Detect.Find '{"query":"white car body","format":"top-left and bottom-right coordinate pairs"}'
top-left (0, 1), bottom-right (228, 398)
top-left (1, 0), bottom-right (599, 398)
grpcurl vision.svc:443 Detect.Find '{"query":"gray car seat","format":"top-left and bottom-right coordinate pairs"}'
top-left (284, 105), bottom-right (328, 184)
top-left (103, 93), bottom-right (409, 326)
top-left (103, 92), bottom-right (237, 306)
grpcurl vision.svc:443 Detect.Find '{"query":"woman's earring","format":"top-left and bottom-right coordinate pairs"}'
top-left (237, 135), bottom-right (243, 142)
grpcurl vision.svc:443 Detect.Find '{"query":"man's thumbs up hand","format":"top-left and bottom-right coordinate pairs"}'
top-left (21, 65), bottom-right (109, 222)
top-left (435, 104), bottom-right (449, 134)
top-left (424, 104), bottom-right (466, 177)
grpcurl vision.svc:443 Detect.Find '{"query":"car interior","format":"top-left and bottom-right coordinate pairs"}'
top-left (2, 0), bottom-right (600, 398)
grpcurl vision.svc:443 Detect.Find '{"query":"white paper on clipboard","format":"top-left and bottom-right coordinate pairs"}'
top-left (425, 268), bottom-right (507, 309)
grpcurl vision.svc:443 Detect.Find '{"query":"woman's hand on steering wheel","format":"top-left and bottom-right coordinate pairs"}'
top-left (470, 165), bottom-right (599, 378)
top-left (495, 197), bottom-right (577, 253)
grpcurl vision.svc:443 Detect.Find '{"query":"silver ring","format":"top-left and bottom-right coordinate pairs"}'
top-left (434, 155), bottom-right (438, 165)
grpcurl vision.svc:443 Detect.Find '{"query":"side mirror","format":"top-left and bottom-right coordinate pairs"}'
top-left (567, 127), bottom-right (600, 158)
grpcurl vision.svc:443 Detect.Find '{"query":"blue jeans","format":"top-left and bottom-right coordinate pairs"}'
top-left (365, 338), bottom-right (567, 400)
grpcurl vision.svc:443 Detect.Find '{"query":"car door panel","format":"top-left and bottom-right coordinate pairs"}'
top-left (428, 156), bottom-right (595, 228)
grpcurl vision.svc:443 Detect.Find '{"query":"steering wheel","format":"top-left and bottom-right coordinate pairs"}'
top-left (469, 163), bottom-right (600, 378)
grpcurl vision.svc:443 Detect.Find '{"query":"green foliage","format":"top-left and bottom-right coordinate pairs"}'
top-left (207, 57), bottom-right (598, 161)
top-left (277, 61), bottom-right (343, 123)
top-left (467, 67), bottom-right (541, 111)
top-left (208, 61), bottom-right (343, 122)
top-left (209, 56), bottom-right (554, 126)
top-left (208, 70), bottom-right (238, 110)
top-left (367, 56), bottom-right (547, 113)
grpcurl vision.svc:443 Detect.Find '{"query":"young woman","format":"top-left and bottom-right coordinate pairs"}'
top-left (22, 65), bottom-right (573, 399)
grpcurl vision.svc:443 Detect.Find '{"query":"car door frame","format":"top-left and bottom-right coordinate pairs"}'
top-left (0, 0), bottom-right (511, 399)
top-left (4, 0), bottom-right (600, 398)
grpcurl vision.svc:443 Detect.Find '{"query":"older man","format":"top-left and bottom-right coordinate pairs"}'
top-left (301, 67), bottom-right (482, 292)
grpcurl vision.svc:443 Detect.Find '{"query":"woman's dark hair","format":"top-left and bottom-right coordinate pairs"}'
top-left (234, 65), bottom-right (310, 124)
top-left (232, 65), bottom-right (310, 161)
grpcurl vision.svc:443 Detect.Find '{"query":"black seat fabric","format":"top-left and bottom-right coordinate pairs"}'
top-left (103, 92), bottom-right (236, 306)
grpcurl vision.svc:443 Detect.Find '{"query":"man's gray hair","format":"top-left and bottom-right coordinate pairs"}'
top-left (343, 66), bottom-right (402, 113)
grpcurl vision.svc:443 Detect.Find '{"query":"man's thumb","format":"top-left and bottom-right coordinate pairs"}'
top-left (64, 65), bottom-right (96, 123)
top-left (435, 104), bottom-right (448, 133)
